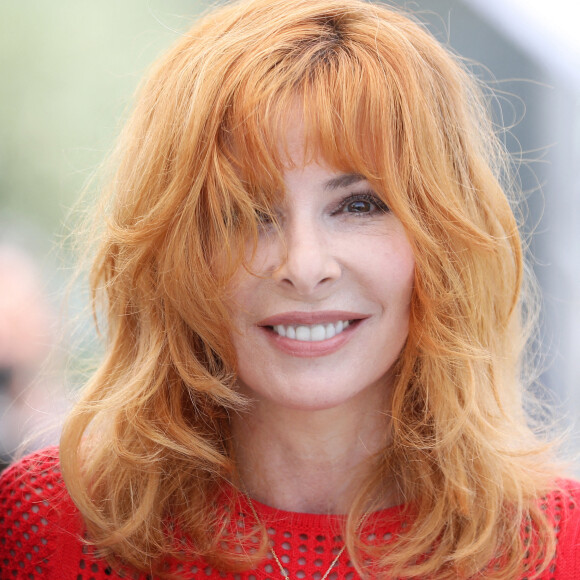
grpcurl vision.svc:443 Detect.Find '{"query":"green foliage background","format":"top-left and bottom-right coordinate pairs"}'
top-left (0, 1), bottom-right (204, 239)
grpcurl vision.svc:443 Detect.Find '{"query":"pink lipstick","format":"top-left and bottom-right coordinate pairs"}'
top-left (257, 311), bottom-right (367, 357)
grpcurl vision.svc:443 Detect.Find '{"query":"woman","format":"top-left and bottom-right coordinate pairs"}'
top-left (1, 0), bottom-right (578, 578)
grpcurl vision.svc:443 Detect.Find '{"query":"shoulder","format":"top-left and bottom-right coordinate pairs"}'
top-left (0, 446), bottom-right (85, 578)
top-left (0, 446), bottom-right (70, 516)
top-left (541, 478), bottom-right (580, 578)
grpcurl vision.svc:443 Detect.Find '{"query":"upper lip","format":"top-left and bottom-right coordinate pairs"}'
top-left (257, 311), bottom-right (369, 326)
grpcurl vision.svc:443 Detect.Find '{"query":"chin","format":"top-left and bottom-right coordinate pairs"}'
top-left (238, 374), bottom-right (391, 414)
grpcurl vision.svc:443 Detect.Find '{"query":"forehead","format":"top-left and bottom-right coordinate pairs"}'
top-left (281, 161), bottom-right (368, 199)
top-left (228, 103), bottom-right (372, 191)
top-left (280, 109), bottom-right (357, 174)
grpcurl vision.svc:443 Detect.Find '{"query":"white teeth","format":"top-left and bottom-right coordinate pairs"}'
top-left (325, 323), bottom-right (335, 339)
top-left (295, 326), bottom-right (311, 341)
top-left (272, 320), bottom-right (351, 342)
top-left (310, 325), bottom-right (326, 341)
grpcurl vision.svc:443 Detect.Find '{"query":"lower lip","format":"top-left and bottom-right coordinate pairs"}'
top-left (260, 320), bottom-right (362, 358)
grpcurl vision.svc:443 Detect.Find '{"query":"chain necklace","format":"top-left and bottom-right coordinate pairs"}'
top-left (245, 494), bottom-right (346, 580)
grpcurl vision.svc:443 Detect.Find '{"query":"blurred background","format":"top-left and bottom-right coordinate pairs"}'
top-left (0, 0), bottom-right (579, 471)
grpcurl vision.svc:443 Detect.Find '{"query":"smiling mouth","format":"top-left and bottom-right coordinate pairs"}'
top-left (269, 320), bottom-right (353, 342)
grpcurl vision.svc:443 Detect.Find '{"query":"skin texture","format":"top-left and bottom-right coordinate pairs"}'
top-left (229, 127), bottom-right (415, 512)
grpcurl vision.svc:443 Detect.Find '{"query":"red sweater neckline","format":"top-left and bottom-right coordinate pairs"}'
top-left (236, 491), bottom-right (409, 533)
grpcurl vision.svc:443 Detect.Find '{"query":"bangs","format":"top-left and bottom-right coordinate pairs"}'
top-left (215, 24), bottom-right (406, 219)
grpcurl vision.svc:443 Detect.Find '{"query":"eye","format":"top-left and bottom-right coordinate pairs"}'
top-left (335, 192), bottom-right (389, 215)
top-left (347, 199), bottom-right (373, 213)
top-left (255, 209), bottom-right (274, 224)
top-left (254, 207), bottom-right (280, 231)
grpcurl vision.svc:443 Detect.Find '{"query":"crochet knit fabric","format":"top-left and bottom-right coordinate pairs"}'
top-left (1, 447), bottom-right (579, 579)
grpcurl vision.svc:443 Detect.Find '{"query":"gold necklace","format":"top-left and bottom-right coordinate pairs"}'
top-left (245, 494), bottom-right (347, 580)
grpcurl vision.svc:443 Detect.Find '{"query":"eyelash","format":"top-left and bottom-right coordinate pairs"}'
top-left (255, 209), bottom-right (274, 224)
top-left (333, 192), bottom-right (390, 216)
top-left (254, 191), bottom-right (389, 227)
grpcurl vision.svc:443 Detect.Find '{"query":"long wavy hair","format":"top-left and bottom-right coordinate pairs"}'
top-left (60, 0), bottom-right (559, 577)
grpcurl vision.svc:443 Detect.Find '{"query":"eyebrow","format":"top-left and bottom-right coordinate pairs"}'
top-left (323, 173), bottom-right (367, 190)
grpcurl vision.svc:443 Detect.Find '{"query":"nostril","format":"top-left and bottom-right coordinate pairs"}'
top-left (270, 232), bottom-right (341, 294)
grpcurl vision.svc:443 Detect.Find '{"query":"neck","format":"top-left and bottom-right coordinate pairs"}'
top-left (231, 394), bottom-right (392, 514)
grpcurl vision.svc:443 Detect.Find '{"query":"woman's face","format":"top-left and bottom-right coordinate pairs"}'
top-left (228, 137), bottom-right (415, 412)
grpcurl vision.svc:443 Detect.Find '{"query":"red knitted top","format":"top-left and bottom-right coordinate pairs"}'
top-left (1, 448), bottom-right (579, 579)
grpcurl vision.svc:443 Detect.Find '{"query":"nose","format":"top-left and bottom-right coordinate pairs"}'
top-left (271, 220), bottom-right (341, 295)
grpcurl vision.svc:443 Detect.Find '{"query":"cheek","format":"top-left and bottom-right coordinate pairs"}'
top-left (243, 231), bottom-right (282, 275)
top-left (358, 234), bottom-right (415, 300)
top-left (227, 277), bottom-right (255, 331)
top-left (227, 260), bottom-right (273, 335)
top-left (395, 251), bottom-right (415, 302)
top-left (389, 228), bottom-right (415, 288)
top-left (227, 237), bottom-right (284, 325)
